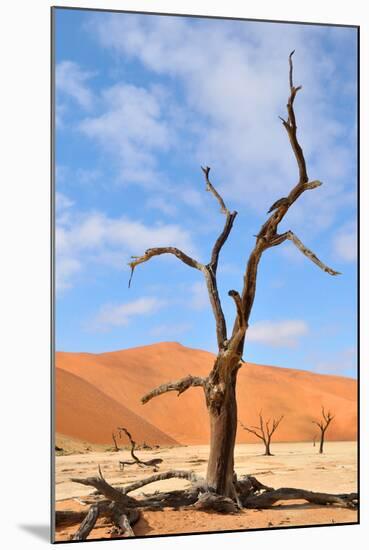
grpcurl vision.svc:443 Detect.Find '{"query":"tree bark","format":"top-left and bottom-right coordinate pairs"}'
top-left (319, 431), bottom-right (325, 454)
top-left (264, 441), bottom-right (272, 456)
top-left (205, 356), bottom-right (240, 499)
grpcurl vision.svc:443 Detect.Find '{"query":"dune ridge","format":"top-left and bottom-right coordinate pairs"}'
top-left (55, 342), bottom-right (357, 446)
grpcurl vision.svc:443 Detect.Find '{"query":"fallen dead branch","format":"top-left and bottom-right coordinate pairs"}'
top-left (118, 426), bottom-right (163, 471)
top-left (64, 466), bottom-right (358, 539)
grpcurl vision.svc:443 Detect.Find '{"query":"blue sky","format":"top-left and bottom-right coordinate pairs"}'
top-left (54, 8), bottom-right (357, 378)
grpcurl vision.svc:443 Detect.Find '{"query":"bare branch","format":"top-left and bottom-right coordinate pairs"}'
top-left (122, 470), bottom-right (199, 495)
top-left (201, 166), bottom-right (237, 267)
top-left (228, 290), bottom-right (245, 329)
top-left (117, 426), bottom-right (163, 471)
top-left (304, 179), bottom-right (323, 190)
top-left (201, 166), bottom-right (238, 271)
top-left (128, 166), bottom-right (237, 350)
top-left (141, 375), bottom-right (206, 404)
top-left (320, 407), bottom-right (335, 431)
top-left (283, 50), bottom-right (308, 184)
top-left (203, 266), bottom-right (228, 348)
top-left (128, 247), bottom-right (204, 287)
top-left (269, 415), bottom-right (284, 437)
top-left (71, 466), bottom-right (132, 505)
top-left (118, 427), bottom-right (136, 458)
top-left (239, 421), bottom-right (264, 441)
top-left (285, 231), bottom-right (341, 275)
top-left (288, 49), bottom-right (295, 88)
top-left (210, 212), bottom-right (237, 270)
top-left (312, 420), bottom-right (324, 430)
top-left (201, 166), bottom-right (228, 214)
top-left (112, 431), bottom-right (119, 452)
top-left (260, 412), bottom-right (267, 441)
top-left (72, 504), bottom-right (100, 541)
top-left (243, 487), bottom-right (358, 510)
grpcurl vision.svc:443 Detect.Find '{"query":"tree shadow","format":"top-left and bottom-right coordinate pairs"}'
top-left (18, 524), bottom-right (50, 542)
top-left (270, 502), bottom-right (345, 511)
top-left (133, 515), bottom-right (152, 536)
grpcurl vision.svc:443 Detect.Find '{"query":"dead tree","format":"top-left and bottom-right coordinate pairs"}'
top-left (112, 432), bottom-right (119, 452)
top-left (65, 465), bottom-right (357, 539)
top-left (240, 412), bottom-right (284, 456)
top-left (312, 407), bottom-right (334, 454)
top-left (118, 426), bottom-right (163, 471)
top-left (128, 51), bottom-right (340, 501)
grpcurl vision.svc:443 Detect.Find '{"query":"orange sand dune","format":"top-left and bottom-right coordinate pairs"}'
top-left (55, 368), bottom-right (178, 446)
top-left (56, 342), bottom-right (357, 445)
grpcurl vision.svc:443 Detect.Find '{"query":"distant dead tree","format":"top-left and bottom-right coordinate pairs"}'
top-left (240, 412), bottom-right (284, 456)
top-left (118, 427), bottom-right (163, 471)
top-left (112, 431), bottom-right (119, 452)
top-left (312, 407), bottom-right (334, 454)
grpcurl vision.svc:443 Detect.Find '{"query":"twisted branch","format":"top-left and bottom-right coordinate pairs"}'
top-left (128, 247), bottom-right (204, 288)
top-left (231, 51), bottom-right (340, 350)
top-left (141, 375), bottom-right (206, 404)
top-left (201, 166), bottom-right (238, 273)
top-left (71, 465), bottom-right (133, 506)
top-left (122, 470), bottom-right (200, 495)
top-left (72, 504), bottom-right (100, 541)
top-left (117, 426), bottom-right (163, 470)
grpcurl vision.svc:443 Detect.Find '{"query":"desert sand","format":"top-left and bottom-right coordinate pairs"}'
top-left (56, 342), bottom-right (357, 446)
top-left (54, 343), bottom-right (357, 540)
top-left (54, 441), bottom-right (357, 541)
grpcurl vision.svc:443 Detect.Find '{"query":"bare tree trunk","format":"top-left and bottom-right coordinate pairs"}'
top-left (313, 407), bottom-right (334, 454)
top-left (264, 441), bottom-right (272, 456)
top-left (205, 357), bottom-right (240, 498)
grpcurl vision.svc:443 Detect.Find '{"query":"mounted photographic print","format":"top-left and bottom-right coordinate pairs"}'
top-left (52, 6), bottom-right (359, 543)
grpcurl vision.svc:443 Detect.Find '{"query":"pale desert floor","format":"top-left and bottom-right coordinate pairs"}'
top-left (54, 441), bottom-right (358, 541)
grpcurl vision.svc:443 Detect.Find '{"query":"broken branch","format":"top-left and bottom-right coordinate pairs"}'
top-left (72, 504), bottom-right (100, 541)
top-left (285, 231), bottom-right (341, 275)
top-left (242, 487), bottom-right (357, 509)
top-left (142, 375), bottom-right (206, 404)
top-left (128, 247), bottom-right (204, 287)
top-left (122, 470), bottom-right (200, 495)
top-left (201, 166), bottom-right (228, 214)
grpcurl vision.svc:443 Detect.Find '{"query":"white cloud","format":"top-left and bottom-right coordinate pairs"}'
top-left (333, 221), bottom-right (357, 262)
top-left (145, 196), bottom-right (177, 216)
top-left (79, 83), bottom-right (171, 186)
top-left (56, 60), bottom-right (95, 109)
top-left (55, 191), bottom-right (74, 211)
top-left (248, 319), bottom-right (309, 348)
top-left (87, 14), bottom-right (356, 233)
top-left (55, 192), bottom-right (196, 293)
top-left (56, 256), bottom-right (82, 293)
top-left (88, 297), bottom-right (165, 332)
